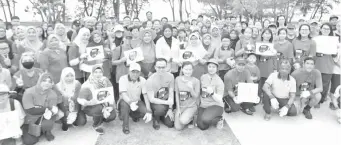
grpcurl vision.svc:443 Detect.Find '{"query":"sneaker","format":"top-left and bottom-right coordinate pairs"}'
top-left (216, 118), bottom-right (224, 129)
top-left (329, 103), bottom-right (337, 110)
top-left (122, 126), bottom-right (130, 134)
top-left (44, 131), bottom-right (55, 141)
top-left (132, 118), bottom-right (140, 122)
top-left (188, 120), bottom-right (194, 129)
top-left (264, 114), bottom-right (271, 121)
top-left (94, 127), bottom-right (104, 135)
top-left (249, 106), bottom-right (256, 112)
top-left (62, 123), bottom-right (69, 131)
top-left (241, 108), bottom-right (253, 115)
top-left (314, 104), bottom-right (320, 109)
top-left (303, 109), bottom-right (313, 119)
top-left (152, 119), bottom-right (160, 130)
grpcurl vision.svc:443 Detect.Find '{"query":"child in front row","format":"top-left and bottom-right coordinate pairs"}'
top-left (214, 34), bottom-right (235, 80)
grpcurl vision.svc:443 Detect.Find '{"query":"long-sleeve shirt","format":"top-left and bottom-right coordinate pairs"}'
top-left (39, 48), bottom-right (68, 83)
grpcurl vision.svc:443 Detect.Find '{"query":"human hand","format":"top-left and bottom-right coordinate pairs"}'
top-left (270, 98), bottom-right (279, 110)
top-left (43, 109), bottom-right (52, 120)
top-left (279, 106), bottom-right (289, 117)
top-left (51, 106), bottom-right (58, 115)
top-left (67, 112), bottom-right (78, 124)
top-left (165, 109), bottom-right (174, 121)
top-left (300, 91), bottom-right (311, 98)
top-left (79, 53), bottom-right (88, 59)
top-left (143, 112), bottom-right (152, 123)
top-left (206, 86), bottom-right (214, 94)
top-left (16, 75), bottom-right (24, 87)
top-left (130, 101), bottom-right (138, 111)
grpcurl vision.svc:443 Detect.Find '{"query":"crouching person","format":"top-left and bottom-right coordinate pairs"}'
top-left (22, 73), bottom-right (60, 145)
top-left (118, 63), bottom-right (152, 134)
top-left (197, 59), bottom-right (225, 130)
top-left (54, 67), bottom-right (84, 131)
top-left (0, 84), bottom-right (25, 145)
top-left (292, 57), bottom-right (322, 119)
top-left (77, 66), bottom-right (116, 135)
top-left (332, 85), bottom-right (341, 123)
top-left (262, 60), bottom-right (298, 121)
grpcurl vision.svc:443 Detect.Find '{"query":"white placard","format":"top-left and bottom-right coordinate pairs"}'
top-left (124, 47), bottom-right (144, 65)
top-left (0, 111), bottom-right (22, 140)
top-left (91, 87), bottom-right (115, 105)
top-left (313, 36), bottom-right (338, 55)
top-left (86, 45), bottom-right (105, 61)
top-left (235, 83), bottom-right (260, 103)
top-left (255, 43), bottom-right (277, 56)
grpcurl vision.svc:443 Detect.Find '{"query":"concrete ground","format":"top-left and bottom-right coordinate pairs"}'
top-left (16, 101), bottom-right (340, 145)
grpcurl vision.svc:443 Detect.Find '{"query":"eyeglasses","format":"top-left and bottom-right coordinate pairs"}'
top-left (300, 29), bottom-right (310, 31)
top-left (156, 66), bottom-right (166, 69)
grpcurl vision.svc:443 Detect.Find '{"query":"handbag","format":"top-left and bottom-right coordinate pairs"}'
top-left (28, 116), bottom-right (44, 137)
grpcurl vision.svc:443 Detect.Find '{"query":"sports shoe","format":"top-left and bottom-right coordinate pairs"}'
top-left (188, 120), bottom-right (194, 129)
top-left (329, 102), bottom-right (337, 110)
top-left (249, 106), bottom-right (256, 112)
top-left (152, 119), bottom-right (160, 130)
top-left (45, 131), bottom-right (55, 141)
top-left (216, 118), bottom-right (224, 129)
top-left (62, 123), bottom-right (69, 131)
top-left (132, 118), bottom-right (140, 122)
top-left (264, 114), bottom-right (271, 121)
top-left (94, 127), bottom-right (104, 135)
top-left (303, 109), bottom-right (313, 119)
top-left (122, 126), bottom-right (130, 134)
top-left (241, 108), bottom-right (253, 115)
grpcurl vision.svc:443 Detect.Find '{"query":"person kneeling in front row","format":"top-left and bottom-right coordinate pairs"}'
top-left (118, 63), bottom-right (152, 134)
top-left (262, 60), bottom-right (298, 121)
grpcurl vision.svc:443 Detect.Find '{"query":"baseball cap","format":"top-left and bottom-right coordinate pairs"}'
top-left (0, 84), bottom-right (10, 93)
top-left (310, 20), bottom-right (319, 25)
top-left (235, 57), bottom-right (246, 65)
top-left (129, 63), bottom-right (141, 71)
top-left (207, 58), bottom-right (219, 67)
top-left (287, 23), bottom-right (295, 29)
top-left (268, 23), bottom-right (277, 28)
top-left (72, 20), bottom-right (80, 26)
top-left (114, 25), bottom-right (125, 33)
top-left (330, 15), bottom-right (339, 20)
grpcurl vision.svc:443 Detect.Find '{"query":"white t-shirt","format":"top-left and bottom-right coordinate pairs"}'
top-left (266, 72), bottom-right (296, 99)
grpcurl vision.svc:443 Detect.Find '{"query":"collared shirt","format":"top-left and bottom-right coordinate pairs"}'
top-left (200, 73), bottom-right (224, 108)
top-left (224, 68), bottom-right (252, 96)
top-left (119, 74), bottom-right (146, 102)
top-left (266, 72), bottom-right (296, 99)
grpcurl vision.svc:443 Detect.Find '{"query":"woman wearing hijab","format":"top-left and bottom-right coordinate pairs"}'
top-left (229, 30), bottom-right (240, 50)
top-left (22, 73), bottom-right (61, 144)
top-left (139, 28), bottom-right (157, 78)
top-left (54, 23), bottom-right (69, 51)
top-left (39, 34), bottom-right (68, 83)
top-left (183, 33), bottom-right (208, 79)
top-left (54, 67), bottom-right (83, 131)
top-left (68, 27), bottom-right (91, 83)
top-left (107, 25), bottom-right (124, 50)
top-left (77, 66), bottom-right (116, 134)
top-left (156, 24), bottom-right (181, 77)
top-left (13, 52), bottom-right (43, 103)
top-left (210, 25), bottom-right (222, 51)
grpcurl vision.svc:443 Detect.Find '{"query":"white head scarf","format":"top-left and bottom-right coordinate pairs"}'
top-left (73, 28), bottom-right (90, 54)
top-left (56, 67), bottom-right (76, 97)
top-left (54, 23), bottom-right (69, 46)
top-left (186, 33), bottom-right (207, 59)
top-left (21, 26), bottom-right (43, 52)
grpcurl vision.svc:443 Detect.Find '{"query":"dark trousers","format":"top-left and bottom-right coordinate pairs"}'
top-left (263, 93), bottom-right (297, 116)
top-left (320, 73), bottom-right (333, 104)
top-left (78, 105), bottom-right (116, 127)
top-left (119, 100), bottom-right (147, 127)
top-left (22, 117), bottom-right (56, 145)
top-left (224, 96), bottom-right (254, 112)
top-left (331, 74), bottom-right (340, 93)
top-left (0, 138), bottom-right (16, 145)
top-left (151, 103), bottom-right (174, 128)
top-left (60, 111), bottom-right (87, 126)
top-left (197, 105), bottom-right (223, 130)
top-left (258, 77), bottom-right (267, 97)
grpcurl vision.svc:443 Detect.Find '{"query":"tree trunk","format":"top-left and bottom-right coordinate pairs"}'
top-left (124, 0), bottom-right (130, 16)
top-left (184, 0), bottom-right (190, 19)
top-left (168, 0), bottom-right (175, 21)
top-left (83, 0), bottom-right (89, 16)
top-left (62, 0), bottom-right (66, 23)
top-left (96, 0), bottom-right (104, 20)
top-left (12, 0), bottom-right (15, 16)
top-left (0, 1), bottom-right (8, 22)
top-left (5, 0), bottom-right (12, 18)
top-left (113, 0), bottom-right (120, 20)
top-left (318, 7), bottom-right (324, 21)
top-left (90, 0), bottom-right (95, 16)
top-left (179, 0), bottom-right (183, 21)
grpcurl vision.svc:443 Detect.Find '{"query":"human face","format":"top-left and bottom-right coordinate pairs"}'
top-left (155, 61), bottom-right (167, 74)
top-left (0, 28), bottom-right (5, 38)
top-left (205, 20), bottom-right (211, 27)
top-left (330, 18), bottom-right (338, 25)
top-left (247, 55), bottom-right (257, 64)
top-left (163, 28), bottom-right (172, 38)
top-left (85, 20), bottom-right (95, 29)
top-left (36, 27), bottom-right (43, 36)
top-left (49, 37), bottom-right (59, 49)
top-left (11, 19), bottom-right (20, 27)
top-left (221, 38), bottom-right (230, 47)
top-left (132, 28), bottom-right (139, 38)
top-left (82, 32), bottom-right (91, 42)
top-left (93, 34), bottom-right (102, 43)
top-left (146, 13), bottom-right (152, 20)
top-left (115, 31), bottom-right (123, 38)
top-left (153, 21), bottom-right (161, 30)
top-left (263, 20), bottom-right (270, 28)
top-left (212, 28), bottom-right (219, 37)
top-left (320, 24), bottom-right (331, 36)
top-left (143, 32), bottom-right (152, 43)
top-left (47, 27), bottom-right (54, 35)
top-left (255, 22), bottom-right (262, 29)
top-left (178, 23), bottom-right (185, 29)
top-left (235, 23), bottom-right (242, 32)
top-left (287, 28), bottom-right (295, 35)
top-left (93, 69), bottom-right (103, 79)
top-left (278, 30), bottom-right (287, 40)
top-left (241, 23), bottom-right (247, 29)
top-left (203, 35), bottom-right (211, 45)
top-left (299, 25), bottom-right (310, 37)
top-left (27, 28), bottom-right (37, 41)
top-left (229, 31), bottom-right (237, 39)
top-left (201, 26), bottom-right (208, 34)
top-left (278, 16), bottom-right (285, 26)
top-left (123, 18), bottom-right (131, 26)
top-left (236, 63), bottom-right (245, 72)
top-left (243, 28), bottom-right (252, 39)
top-left (182, 64), bottom-right (193, 77)
top-left (146, 21), bottom-right (153, 29)
top-left (270, 28), bottom-right (277, 35)
top-left (248, 21), bottom-right (254, 27)
top-left (42, 23), bottom-right (48, 30)
top-left (172, 29), bottom-right (178, 37)
top-left (129, 70), bottom-right (140, 81)
top-left (197, 22), bottom-right (203, 28)
top-left (96, 23), bottom-right (102, 30)
top-left (64, 72), bottom-right (74, 84)
top-left (279, 64), bottom-right (291, 76)
top-left (133, 19), bottom-right (140, 26)
top-left (262, 30), bottom-right (271, 42)
top-left (178, 31), bottom-right (186, 38)
top-left (252, 28), bottom-right (259, 38)
top-left (40, 77), bottom-right (53, 91)
top-left (161, 18), bottom-right (168, 25)
top-left (56, 25), bottom-right (65, 36)
top-left (303, 60), bottom-right (315, 72)
top-left (207, 63), bottom-right (218, 74)
top-left (16, 28), bottom-right (25, 40)
top-left (190, 35), bottom-right (199, 46)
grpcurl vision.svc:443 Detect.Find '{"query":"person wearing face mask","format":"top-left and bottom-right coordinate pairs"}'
top-left (0, 84), bottom-right (26, 145)
top-left (197, 59), bottom-right (224, 130)
top-left (155, 24), bottom-right (181, 77)
top-left (139, 29), bottom-right (157, 78)
top-left (118, 63), bottom-right (152, 134)
top-left (54, 67), bottom-right (83, 131)
top-left (223, 57), bottom-right (254, 115)
top-left (22, 73), bottom-right (60, 144)
top-left (68, 28), bottom-right (91, 84)
top-left (262, 60), bottom-right (298, 121)
top-left (214, 34), bottom-right (235, 80)
top-left (174, 62), bottom-right (200, 130)
top-left (291, 57), bottom-right (322, 119)
top-left (145, 58), bottom-right (175, 130)
top-left (77, 66), bottom-right (116, 135)
top-left (39, 35), bottom-right (68, 83)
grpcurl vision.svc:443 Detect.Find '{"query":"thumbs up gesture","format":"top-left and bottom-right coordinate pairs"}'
top-left (16, 75), bottom-right (24, 87)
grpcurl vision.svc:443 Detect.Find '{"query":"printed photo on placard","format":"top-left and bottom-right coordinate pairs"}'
top-left (92, 87), bottom-right (115, 105)
top-left (179, 50), bottom-right (195, 62)
top-left (313, 36), bottom-right (338, 55)
top-left (244, 43), bottom-right (256, 53)
top-left (0, 111), bottom-right (22, 140)
top-left (124, 47), bottom-right (144, 65)
top-left (236, 83), bottom-right (260, 103)
top-left (86, 45), bottom-right (105, 61)
top-left (255, 43), bottom-right (277, 56)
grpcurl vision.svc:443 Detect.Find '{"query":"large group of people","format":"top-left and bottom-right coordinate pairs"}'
top-left (0, 12), bottom-right (340, 145)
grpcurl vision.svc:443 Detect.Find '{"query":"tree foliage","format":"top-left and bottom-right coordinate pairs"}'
top-left (123, 0), bottom-right (149, 18)
top-left (25, 0), bottom-right (66, 23)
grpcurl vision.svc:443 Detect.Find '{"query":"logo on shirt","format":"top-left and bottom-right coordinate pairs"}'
top-left (299, 82), bottom-right (312, 91)
top-left (157, 87), bottom-right (169, 100)
top-left (179, 91), bottom-right (191, 101)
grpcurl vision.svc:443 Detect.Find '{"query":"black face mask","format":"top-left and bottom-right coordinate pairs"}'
top-left (22, 62), bottom-right (34, 69)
